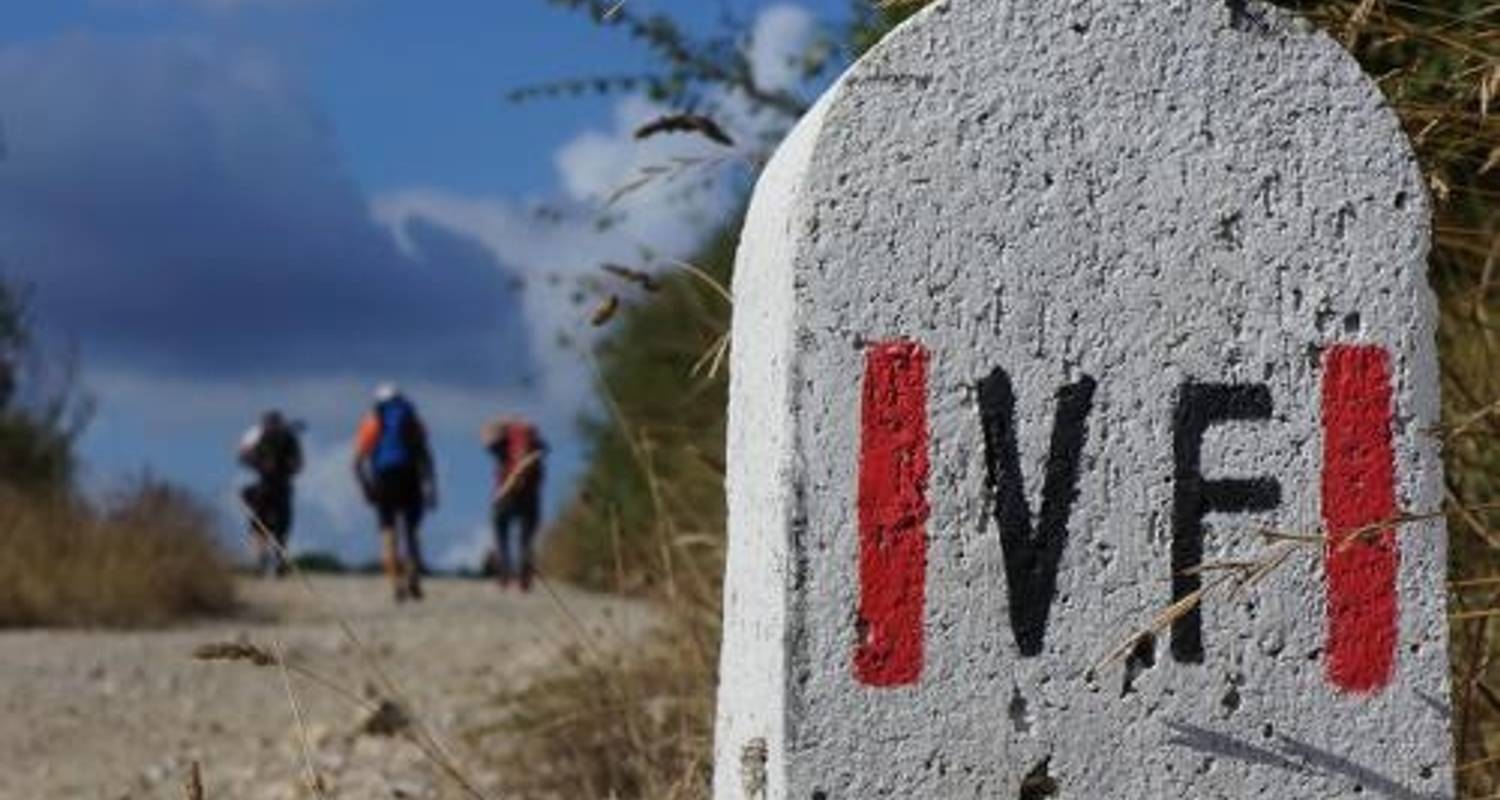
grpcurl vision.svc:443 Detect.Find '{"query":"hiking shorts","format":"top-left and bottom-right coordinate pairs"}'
top-left (372, 466), bottom-right (424, 530)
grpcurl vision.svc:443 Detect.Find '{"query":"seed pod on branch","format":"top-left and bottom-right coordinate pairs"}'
top-left (590, 295), bottom-right (621, 327)
top-left (634, 113), bottom-right (735, 147)
top-left (602, 263), bottom-right (661, 292)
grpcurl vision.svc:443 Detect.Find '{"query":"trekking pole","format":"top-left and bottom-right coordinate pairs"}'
top-left (491, 450), bottom-right (543, 503)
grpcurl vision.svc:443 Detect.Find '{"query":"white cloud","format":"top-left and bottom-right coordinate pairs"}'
top-left (374, 3), bottom-right (819, 374)
top-left (552, 94), bottom-right (735, 203)
top-left (371, 5), bottom-right (822, 463)
top-left (297, 438), bottom-right (365, 536)
top-left (748, 5), bottom-right (820, 93)
top-left (372, 89), bottom-right (748, 425)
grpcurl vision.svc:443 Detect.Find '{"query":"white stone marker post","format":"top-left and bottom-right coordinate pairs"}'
top-left (714, 0), bottom-right (1451, 797)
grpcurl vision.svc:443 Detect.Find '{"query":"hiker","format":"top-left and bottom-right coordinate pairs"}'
top-left (238, 410), bottom-right (304, 577)
top-left (353, 384), bottom-right (436, 602)
top-left (482, 416), bottom-right (547, 590)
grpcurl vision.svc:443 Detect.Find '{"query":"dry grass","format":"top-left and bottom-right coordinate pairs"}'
top-left (476, 234), bottom-right (732, 798)
top-left (0, 481), bottom-right (236, 628)
top-left (182, 761), bottom-right (204, 800)
top-left (474, 613), bottom-right (717, 799)
top-left (482, 365), bottom-right (724, 798)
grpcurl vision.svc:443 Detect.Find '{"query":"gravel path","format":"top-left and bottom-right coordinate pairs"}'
top-left (0, 575), bottom-right (654, 799)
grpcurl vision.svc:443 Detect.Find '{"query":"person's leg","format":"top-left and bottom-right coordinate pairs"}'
top-left (403, 506), bottom-right (426, 599)
top-left (518, 493), bottom-right (540, 592)
top-left (505, 509), bottom-right (522, 586)
top-left (376, 487), bottom-right (406, 602)
top-left (249, 483), bottom-right (284, 578)
top-left (383, 532), bottom-right (406, 601)
top-left (242, 484), bottom-right (265, 575)
top-left (269, 485), bottom-right (293, 577)
top-left (491, 501), bottom-right (512, 586)
top-left (251, 520), bottom-right (275, 577)
top-left (498, 499), bottom-right (523, 585)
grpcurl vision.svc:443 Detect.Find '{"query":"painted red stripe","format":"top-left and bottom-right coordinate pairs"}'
top-left (855, 340), bottom-right (930, 687)
top-left (1322, 344), bottom-right (1400, 693)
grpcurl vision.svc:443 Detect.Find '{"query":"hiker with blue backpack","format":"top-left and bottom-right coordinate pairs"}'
top-left (353, 383), bottom-right (437, 602)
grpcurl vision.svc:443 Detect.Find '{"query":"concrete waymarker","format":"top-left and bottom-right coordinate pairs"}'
top-left (714, 0), bottom-right (1450, 797)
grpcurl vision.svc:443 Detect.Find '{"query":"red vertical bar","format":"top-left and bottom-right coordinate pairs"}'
top-left (1322, 344), bottom-right (1400, 693)
top-left (855, 340), bottom-right (930, 687)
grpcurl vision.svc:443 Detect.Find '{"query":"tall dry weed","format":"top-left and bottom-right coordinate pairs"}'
top-left (475, 621), bottom-right (716, 799)
top-left (0, 479), bottom-right (236, 628)
top-left (478, 230), bottom-right (733, 798)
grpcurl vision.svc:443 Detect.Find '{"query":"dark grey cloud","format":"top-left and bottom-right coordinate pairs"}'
top-left (0, 35), bottom-right (532, 387)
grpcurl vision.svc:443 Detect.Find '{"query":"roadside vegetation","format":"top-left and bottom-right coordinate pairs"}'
top-left (495, 1), bottom-right (1496, 797)
top-left (0, 279), bottom-right (235, 628)
top-left (0, 479), bottom-right (236, 628)
top-left (540, 231), bottom-right (736, 595)
top-left (485, 233), bottom-right (733, 799)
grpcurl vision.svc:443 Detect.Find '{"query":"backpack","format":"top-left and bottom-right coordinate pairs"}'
top-left (498, 422), bottom-right (543, 491)
top-left (248, 425), bottom-right (300, 480)
top-left (372, 398), bottom-right (424, 472)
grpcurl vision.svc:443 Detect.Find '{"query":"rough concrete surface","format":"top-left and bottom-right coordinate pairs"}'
top-left (714, 0), bottom-right (1448, 797)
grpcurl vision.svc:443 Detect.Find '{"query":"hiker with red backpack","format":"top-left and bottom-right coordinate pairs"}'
top-left (238, 409), bottom-right (303, 578)
top-left (482, 416), bottom-right (547, 590)
top-left (353, 384), bottom-right (436, 602)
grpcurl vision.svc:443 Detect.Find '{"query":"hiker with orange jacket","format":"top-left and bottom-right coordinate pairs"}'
top-left (482, 416), bottom-right (547, 590)
top-left (354, 384), bottom-right (436, 602)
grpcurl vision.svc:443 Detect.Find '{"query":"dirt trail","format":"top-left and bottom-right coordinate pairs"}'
top-left (0, 575), bottom-right (654, 800)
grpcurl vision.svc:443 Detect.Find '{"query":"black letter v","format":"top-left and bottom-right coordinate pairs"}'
top-left (979, 369), bottom-right (1097, 658)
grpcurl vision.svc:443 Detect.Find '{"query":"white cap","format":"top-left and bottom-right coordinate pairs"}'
top-left (373, 382), bottom-right (400, 402)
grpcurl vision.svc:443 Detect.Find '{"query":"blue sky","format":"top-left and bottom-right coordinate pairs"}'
top-left (0, 0), bottom-right (846, 568)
